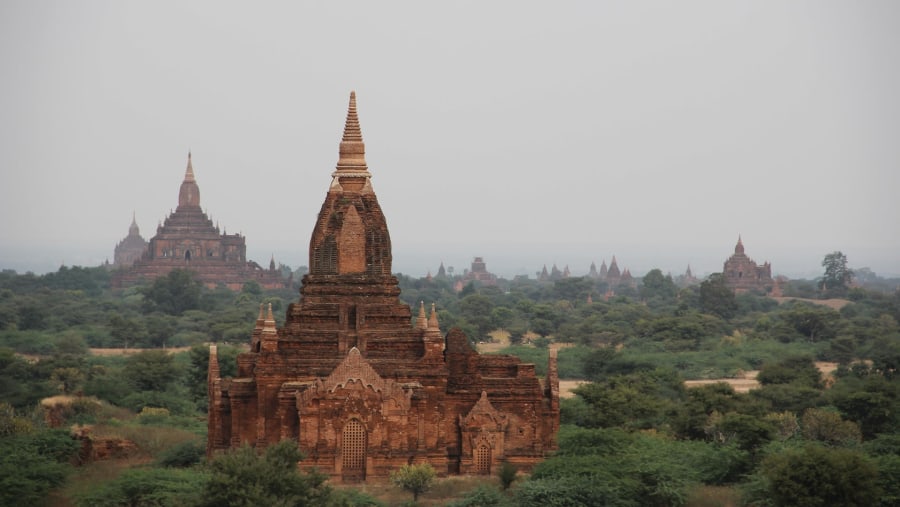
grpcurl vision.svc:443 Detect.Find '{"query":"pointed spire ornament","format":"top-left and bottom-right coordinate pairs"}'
top-left (178, 152), bottom-right (201, 209)
top-left (185, 151), bottom-right (196, 182)
top-left (254, 303), bottom-right (265, 332)
top-left (428, 303), bottom-right (440, 329)
top-left (262, 303), bottom-right (277, 336)
top-left (333, 91), bottom-right (372, 192)
top-left (416, 301), bottom-right (428, 330)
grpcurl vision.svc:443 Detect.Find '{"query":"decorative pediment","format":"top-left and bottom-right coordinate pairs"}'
top-left (460, 391), bottom-right (509, 432)
top-left (296, 347), bottom-right (413, 411)
top-left (324, 347), bottom-right (384, 392)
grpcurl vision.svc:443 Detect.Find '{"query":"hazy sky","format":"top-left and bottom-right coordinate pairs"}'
top-left (2, 1), bottom-right (898, 279)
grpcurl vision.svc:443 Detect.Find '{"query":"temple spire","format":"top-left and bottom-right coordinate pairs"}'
top-left (333, 91), bottom-right (371, 192)
top-left (129, 211), bottom-right (140, 235)
top-left (735, 235), bottom-right (745, 254)
top-left (178, 152), bottom-right (201, 209)
top-left (416, 301), bottom-right (428, 330)
top-left (428, 303), bottom-right (440, 329)
top-left (185, 151), bottom-right (196, 182)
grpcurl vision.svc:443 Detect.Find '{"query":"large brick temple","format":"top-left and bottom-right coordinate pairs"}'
top-left (206, 92), bottom-right (559, 481)
top-left (110, 154), bottom-right (288, 290)
top-left (722, 236), bottom-right (773, 293)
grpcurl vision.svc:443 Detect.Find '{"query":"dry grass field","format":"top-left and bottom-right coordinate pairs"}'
top-left (89, 346), bottom-right (194, 356)
top-left (770, 296), bottom-right (851, 310)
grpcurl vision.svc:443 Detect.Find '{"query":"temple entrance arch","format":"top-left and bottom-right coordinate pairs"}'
top-left (341, 418), bottom-right (367, 481)
top-left (185, 250), bottom-right (192, 261)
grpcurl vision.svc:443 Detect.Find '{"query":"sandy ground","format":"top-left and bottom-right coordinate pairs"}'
top-left (563, 362), bottom-right (838, 396)
top-left (559, 380), bottom-right (587, 398)
top-left (683, 375), bottom-right (760, 393)
top-left (770, 296), bottom-right (851, 310)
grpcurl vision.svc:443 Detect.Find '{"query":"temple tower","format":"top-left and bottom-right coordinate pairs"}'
top-left (207, 92), bottom-right (559, 481)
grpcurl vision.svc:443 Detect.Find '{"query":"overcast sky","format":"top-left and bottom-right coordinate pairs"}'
top-left (1, 1), bottom-right (898, 280)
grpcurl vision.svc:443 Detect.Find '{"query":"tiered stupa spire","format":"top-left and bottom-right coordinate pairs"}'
top-left (735, 235), bottom-right (745, 254)
top-left (416, 301), bottom-right (428, 330)
top-left (332, 91), bottom-right (372, 193)
top-left (177, 151), bottom-right (201, 210)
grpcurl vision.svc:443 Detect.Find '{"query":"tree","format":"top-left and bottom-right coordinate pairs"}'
top-left (457, 294), bottom-right (496, 341)
top-left (0, 428), bottom-right (79, 507)
top-left (389, 463), bottom-right (436, 503)
top-left (123, 350), bottom-right (180, 392)
top-left (74, 467), bottom-right (206, 507)
top-left (107, 314), bottom-right (147, 349)
top-left (498, 461), bottom-right (518, 490)
top-left (754, 445), bottom-right (879, 507)
top-left (821, 251), bottom-right (853, 296)
top-left (780, 303), bottom-right (840, 342)
top-left (139, 269), bottom-right (202, 315)
top-left (639, 269), bottom-right (677, 302)
top-left (196, 441), bottom-right (330, 507)
top-left (699, 274), bottom-right (737, 319)
top-left (801, 408), bottom-right (861, 446)
top-left (50, 367), bottom-right (85, 395)
top-left (757, 355), bottom-right (822, 388)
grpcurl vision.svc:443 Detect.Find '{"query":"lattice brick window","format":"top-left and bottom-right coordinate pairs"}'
top-left (474, 444), bottom-right (491, 475)
top-left (342, 419), bottom-right (367, 471)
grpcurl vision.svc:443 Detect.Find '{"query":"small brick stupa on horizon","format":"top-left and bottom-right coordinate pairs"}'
top-left (206, 92), bottom-right (559, 481)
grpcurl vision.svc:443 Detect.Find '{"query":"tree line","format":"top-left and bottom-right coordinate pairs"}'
top-left (0, 253), bottom-right (898, 505)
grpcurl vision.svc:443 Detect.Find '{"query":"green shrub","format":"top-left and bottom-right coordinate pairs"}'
top-left (157, 439), bottom-right (205, 468)
top-left (742, 444), bottom-right (879, 507)
top-left (326, 488), bottom-right (386, 507)
top-left (497, 461), bottom-right (517, 490)
top-left (447, 484), bottom-right (513, 507)
top-left (74, 466), bottom-right (207, 507)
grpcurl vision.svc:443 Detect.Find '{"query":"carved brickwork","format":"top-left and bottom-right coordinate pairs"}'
top-left (207, 92), bottom-right (559, 481)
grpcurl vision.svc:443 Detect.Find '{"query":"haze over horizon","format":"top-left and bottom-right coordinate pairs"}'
top-left (2, 2), bottom-right (898, 280)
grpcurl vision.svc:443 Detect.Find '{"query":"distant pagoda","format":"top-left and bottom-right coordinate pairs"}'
top-left (722, 236), bottom-right (773, 293)
top-left (111, 153), bottom-right (288, 290)
top-left (113, 212), bottom-right (148, 268)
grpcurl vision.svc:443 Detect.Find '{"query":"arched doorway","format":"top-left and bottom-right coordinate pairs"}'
top-left (341, 418), bottom-right (366, 481)
top-left (474, 444), bottom-right (491, 475)
top-left (184, 250), bottom-right (191, 261)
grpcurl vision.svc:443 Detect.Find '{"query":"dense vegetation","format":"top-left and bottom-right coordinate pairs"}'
top-left (1, 261), bottom-right (898, 506)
